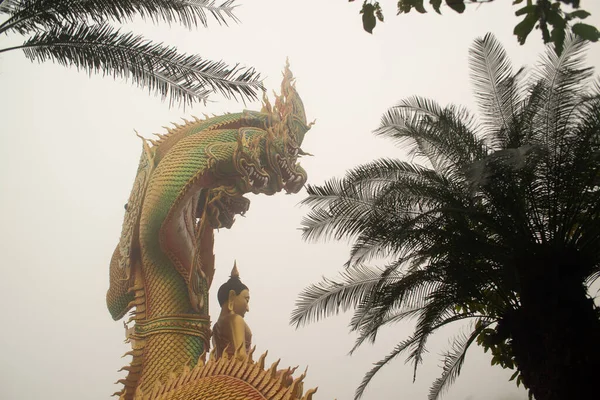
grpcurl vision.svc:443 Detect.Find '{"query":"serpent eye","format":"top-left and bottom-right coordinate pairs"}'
top-left (124, 203), bottom-right (128, 211)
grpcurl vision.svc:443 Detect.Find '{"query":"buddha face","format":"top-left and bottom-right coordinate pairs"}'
top-left (231, 289), bottom-right (250, 317)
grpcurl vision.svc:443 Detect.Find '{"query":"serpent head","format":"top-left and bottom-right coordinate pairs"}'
top-left (200, 188), bottom-right (250, 229)
top-left (249, 61), bottom-right (312, 195)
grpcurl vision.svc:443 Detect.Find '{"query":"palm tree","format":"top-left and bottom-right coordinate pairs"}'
top-left (291, 33), bottom-right (600, 400)
top-left (0, 0), bottom-right (263, 105)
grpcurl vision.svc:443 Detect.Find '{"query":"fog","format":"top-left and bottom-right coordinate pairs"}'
top-left (1, 1), bottom-right (599, 399)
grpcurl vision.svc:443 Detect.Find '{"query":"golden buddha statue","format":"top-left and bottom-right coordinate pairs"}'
top-left (212, 261), bottom-right (252, 360)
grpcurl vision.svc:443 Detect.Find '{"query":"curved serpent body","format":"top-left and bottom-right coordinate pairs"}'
top-left (107, 64), bottom-right (313, 399)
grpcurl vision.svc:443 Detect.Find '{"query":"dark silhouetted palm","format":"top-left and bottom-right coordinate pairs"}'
top-left (0, 0), bottom-right (263, 105)
top-left (291, 33), bottom-right (600, 400)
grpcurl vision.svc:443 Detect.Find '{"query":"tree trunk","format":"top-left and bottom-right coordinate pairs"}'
top-left (510, 248), bottom-right (600, 400)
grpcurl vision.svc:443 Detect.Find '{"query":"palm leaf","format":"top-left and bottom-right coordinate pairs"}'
top-left (300, 186), bottom-right (380, 243)
top-left (300, 158), bottom-right (462, 250)
top-left (552, 99), bottom-right (600, 244)
top-left (407, 292), bottom-right (459, 380)
top-left (349, 305), bottom-right (424, 353)
top-left (354, 312), bottom-right (484, 400)
top-left (0, 0), bottom-right (239, 35)
top-left (428, 320), bottom-right (492, 400)
top-left (532, 33), bottom-right (592, 154)
top-left (290, 265), bottom-right (398, 327)
top-left (354, 336), bottom-right (421, 399)
top-left (346, 209), bottom-right (445, 267)
top-left (349, 272), bottom-right (443, 352)
top-left (375, 97), bottom-right (485, 174)
top-left (0, 0), bottom-right (20, 14)
top-left (9, 22), bottom-right (261, 105)
top-left (469, 33), bottom-right (522, 147)
top-left (533, 33), bottom-right (591, 99)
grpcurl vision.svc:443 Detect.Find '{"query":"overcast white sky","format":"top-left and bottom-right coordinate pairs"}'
top-left (1, 1), bottom-right (599, 399)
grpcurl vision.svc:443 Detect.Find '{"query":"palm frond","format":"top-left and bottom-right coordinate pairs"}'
top-left (300, 183), bottom-right (380, 243)
top-left (349, 267), bottom-right (442, 351)
top-left (534, 33), bottom-right (591, 98)
top-left (343, 184), bottom-right (492, 269)
top-left (407, 292), bottom-right (459, 380)
top-left (0, 0), bottom-right (239, 35)
top-left (500, 81), bottom-right (546, 148)
top-left (344, 157), bottom-right (435, 188)
top-left (11, 22), bottom-right (262, 105)
top-left (300, 158), bottom-right (464, 249)
top-left (533, 33), bottom-right (593, 149)
top-left (349, 306), bottom-right (424, 353)
top-left (0, 0), bottom-right (21, 14)
top-left (586, 269), bottom-right (600, 288)
top-left (354, 336), bottom-right (421, 400)
top-left (354, 312), bottom-right (484, 400)
top-left (346, 209), bottom-right (443, 267)
top-left (428, 321), bottom-right (491, 400)
top-left (290, 265), bottom-right (398, 327)
top-left (553, 99), bottom-right (600, 244)
top-left (300, 160), bottom-right (420, 243)
top-left (351, 248), bottom-right (505, 333)
top-left (467, 144), bottom-right (541, 189)
top-left (375, 97), bottom-right (485, 175)
top-left (350, 260), bottom-right (439, 326)
top-left (469, 33), bottom-right (521, 145)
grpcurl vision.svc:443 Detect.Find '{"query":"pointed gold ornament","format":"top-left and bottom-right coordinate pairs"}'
top-left (231, 260), bottom-right (240, 279)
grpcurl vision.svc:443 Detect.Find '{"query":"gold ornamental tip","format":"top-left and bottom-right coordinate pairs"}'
top-left (231, 261), bottom-right (240, 279)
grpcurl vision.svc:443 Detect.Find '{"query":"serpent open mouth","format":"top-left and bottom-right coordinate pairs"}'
top-left (202, 191), bottom-right (250, 229)
top-left (276, 153), bottom-right (295, 181)
top-left (276, 153), bottom-right (305, 193)
top-left (240, 159), bottom-right (269, 189)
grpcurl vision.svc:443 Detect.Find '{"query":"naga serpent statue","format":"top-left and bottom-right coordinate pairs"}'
top-left (107, 62), bottom-right (316, 399)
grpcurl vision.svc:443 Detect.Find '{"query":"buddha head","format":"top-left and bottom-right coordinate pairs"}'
top-left (217, 262), bottom-right (250, 317)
